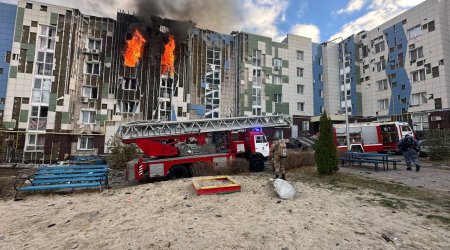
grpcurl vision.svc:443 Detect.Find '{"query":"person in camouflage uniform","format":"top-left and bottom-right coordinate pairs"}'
top-left (270, 138), bottom-right (287, 180)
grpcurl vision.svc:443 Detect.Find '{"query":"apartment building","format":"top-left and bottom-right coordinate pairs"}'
top-left (0, 3), bottom-right (16, 121)
top-left (355, 0), bottom-right (450, 130)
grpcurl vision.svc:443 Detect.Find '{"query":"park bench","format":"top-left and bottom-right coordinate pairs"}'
top-left (14, 165), bottom-right (109, 201)
top-left (339, 157), bottom-right (384, 172)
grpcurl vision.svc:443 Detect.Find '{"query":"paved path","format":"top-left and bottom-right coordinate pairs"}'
top-left (339, 156), bottom-right (450, 192)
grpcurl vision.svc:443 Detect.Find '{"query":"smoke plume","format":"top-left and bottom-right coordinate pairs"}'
top-left (133, 0), bottom-right (244, 34)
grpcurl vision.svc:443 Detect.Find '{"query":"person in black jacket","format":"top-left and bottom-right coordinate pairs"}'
top-left (397, 135), bottom-right (421, 171)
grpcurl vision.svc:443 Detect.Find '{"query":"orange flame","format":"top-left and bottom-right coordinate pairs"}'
top-left (161, 35), bottom-right (176, 78)
top-left (124, 29), bottom-right (147, 67)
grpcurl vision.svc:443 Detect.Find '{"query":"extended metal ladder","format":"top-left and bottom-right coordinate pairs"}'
top-left (118, 115), bottom-right (292, 140)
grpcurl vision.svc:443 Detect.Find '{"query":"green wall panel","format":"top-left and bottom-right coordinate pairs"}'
top-left (19, 110), bottom-right (28, 123)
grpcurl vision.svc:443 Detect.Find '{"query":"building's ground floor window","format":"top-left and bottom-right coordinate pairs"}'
top-left (78, 136), bottom-right (94, 150)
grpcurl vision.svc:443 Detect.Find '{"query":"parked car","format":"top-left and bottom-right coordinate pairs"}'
top-left (418, 140), bottom-right (431, 157)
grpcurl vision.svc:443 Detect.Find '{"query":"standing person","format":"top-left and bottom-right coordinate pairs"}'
top-left (397, 135), bottom-right (421, 171)
top-left (270, 137), bottom-right (287, 180)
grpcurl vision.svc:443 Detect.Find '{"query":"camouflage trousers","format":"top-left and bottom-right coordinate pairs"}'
top-left (272, 156), bottom-right (285, 175)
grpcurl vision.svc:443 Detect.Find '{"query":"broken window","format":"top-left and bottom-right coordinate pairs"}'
top-left (119, 101), bottom-right (140, 113)
top-left (85, 62), bottom-right (100, 75)
top-left (206, 47), bottom-right (221, 85)
top-left (39, 26), bottom-right (56, 51)
top-left (297, 67), bottom-right (304, 77)
top-left (411, 69), bottom-right (425, 82)
top-left (409, 47), bottom-right (423, 61)
top-left (432, 66), bottom-right (439, 78)
top-left (296, 50), bottom-right (304, 60)
top-left (88, 38), bottom-right (101, 51)
top-left (428, 21), bottom-right (435, 32)
top-left (32, 77), bottom-right (51, 104)
top-left (252, 69), bottom-right (262, 86)
top-left (252, 49), bottom-right (262, 67)
top-left (82, 86), bottom-right (98, 99)
top-left (36, 51), bottom-right (53, 76)
top-left (122, 78), bottom-right (137, 90)
top-left (29, 106), bottom-right (48, 131)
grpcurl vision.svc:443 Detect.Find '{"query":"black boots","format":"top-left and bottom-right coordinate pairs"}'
top-left (406, 167), bottom-right (412, 170)
top-left (416, 165), bottom-right (421, 172)
top-left (275, 175), bottom-right (279, 179)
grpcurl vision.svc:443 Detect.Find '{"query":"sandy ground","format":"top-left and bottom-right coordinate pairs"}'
top-left (1, 174), bottom-right (449, 250)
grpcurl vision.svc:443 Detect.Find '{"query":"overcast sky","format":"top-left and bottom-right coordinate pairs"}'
top-left (0, 0), bottom-right (426, 43)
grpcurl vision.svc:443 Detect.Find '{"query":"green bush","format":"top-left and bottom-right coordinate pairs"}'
top-left (424, 130), bottom-right (450, 161)
top-left (314, 111), bottom-right (338, 174)
top-left (106, 135), bottom-right (139, 170)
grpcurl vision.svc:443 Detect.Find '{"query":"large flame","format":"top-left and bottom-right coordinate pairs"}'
top-left (161, 35), bottom-right (176, 78)
top-left (124, 29), bottom-right (147, 68)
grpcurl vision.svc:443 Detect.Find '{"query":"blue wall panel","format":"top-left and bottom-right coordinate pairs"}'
top-left (0, 3), bottom-right (17, 112)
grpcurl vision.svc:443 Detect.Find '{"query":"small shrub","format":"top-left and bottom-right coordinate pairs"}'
top-left (0, 177), bottom-right (14, 199)
top-left (190, 158), bottom-right (250, 177)
top-left (106, 135), bottom-right (139, 170)
top-left (284, 151), bottom-right (315, 170)
top-left (424, 130), bottom-right (450, 161)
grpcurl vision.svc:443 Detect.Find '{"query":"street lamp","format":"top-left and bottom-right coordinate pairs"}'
top-left (321, 37), bottom-right (351, 151)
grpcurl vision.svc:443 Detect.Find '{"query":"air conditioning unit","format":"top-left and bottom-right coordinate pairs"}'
top-left (91, 49), bottom-right (99, 54)
top-left (79, 97), bottom-right (89, 103)
top-left (82, 48), bottom-right (89, 53)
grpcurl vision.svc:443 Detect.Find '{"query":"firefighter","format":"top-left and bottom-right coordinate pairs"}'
top-left (397, 135), bottom-right (421, 171)
top-left (270, 137), bottom-right (287, 180)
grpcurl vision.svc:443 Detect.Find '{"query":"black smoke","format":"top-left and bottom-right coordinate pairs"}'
top-left (133, 0), bottom-right (243, 34)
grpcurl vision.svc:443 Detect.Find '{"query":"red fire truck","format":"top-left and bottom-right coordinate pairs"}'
top-left (118, 115), bottom-right (292, 181)
top-left (333, 121), bottom-right (414, 153)
top-left (333, 123), bottom-right (384, 152)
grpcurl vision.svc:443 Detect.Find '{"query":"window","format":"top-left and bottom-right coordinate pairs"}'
top-left (206, 47), bottom-right (221, 85)
top-left (273, 76), bottom-right (281, 85)
top-left (252, 107), bottom-right (261, 116)
top-left (319, 58), bottom-right (322, 66)
top-left (410, 92), bottom-right (427, 106)
top-left (319, 89), bottom-right (323, 98)
top-left (273, 94), bottom-right (282, 103)
top-left (435, 98), bottom-right (442, 110)
top-left (377, 79), bottom-right (388, 91)
top-left (40, 5), bottom-right (47, 11)
top-left (377, 99), bottom-right (389, 110)
top-left (82, 86), bottom-right (98, 99)
top-left (319, 73), bottom-right (322, 81)
top-left (407, 25), bottom-right (422, 39)
top-left (273, 58), bottom-right (282, 68)
top-left (29, 106), bottom-right (48, 131)
top-left (374, 41), bottom-right (385, 53)
top-left (297, 102), bottom-right (304, 111)
top-left (26, 134), bottom-right (45, 151)
top-left (409, 47), bottom-right (423, 61)
top-left (119, 101), bottom-right (140, 113)
top-left (432, 66), bottom-right (439, 78)
top-left (297, 67), bottom-right (304, 77)
top-left (253, 49), bottom-right (262, 67)
top-left (85, 62), bottom-right (100, 75)
top-left (252, 69), bottom-right (262, 86)
top-left (296, 50), bottom-right (304, 60)
top-left (122, 78), bottom-right (138, 90)
top-left (428, 21), bottom-right (435, 32)
top-left (81, 110), bottom-right (96, 124)
top-left (252, 87), bottom-right (261, 106)
top-left (78, 137), bottom-right (94, 150)
top-left (32, 77), bottom-right (51, 103)
top-left (297, 84), bottom-right (304, 94)
top-left (36, 51), bottom-right (54, 76)
top-left (376, 60), bottom-right (386, 72)
top-left (39, 26), bottom-right (56, 51)
top-left (88, 38), bottom-right (101, 51)
top-left (0, 68), bottom-right (3, 75)
top-left (26, 3), bottom-right (32, 9)
top-left (411, 69), bottom-right (425, 82)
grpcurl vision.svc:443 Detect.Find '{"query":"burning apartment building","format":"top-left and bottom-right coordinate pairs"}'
top-left (2, 0), bottom-right (314, 162)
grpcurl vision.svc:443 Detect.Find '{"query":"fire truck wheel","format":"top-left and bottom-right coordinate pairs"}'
top-left (168, 165), bottom-right (189, 179)
top-left (249, 157), bottom-right (265, 172)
